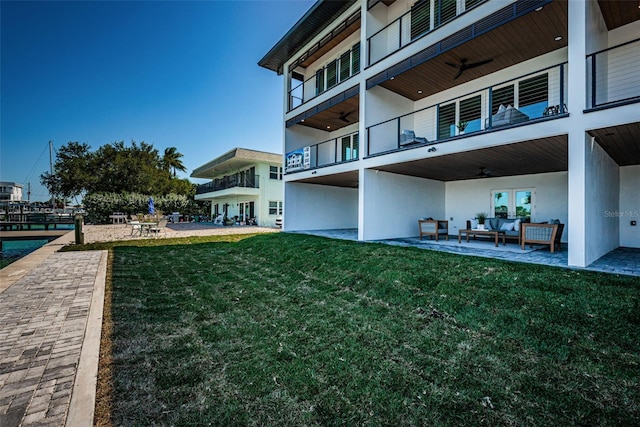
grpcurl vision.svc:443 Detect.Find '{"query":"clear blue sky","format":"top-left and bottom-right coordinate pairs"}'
top-left (1, 0), bottom-right (314, 201)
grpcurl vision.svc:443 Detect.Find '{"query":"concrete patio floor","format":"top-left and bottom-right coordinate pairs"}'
top-left (292, 229), bottom-right (640, 277)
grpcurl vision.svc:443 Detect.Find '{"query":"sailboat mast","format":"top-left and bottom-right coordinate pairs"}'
top-left (49, 140), bottom-right (54, 208)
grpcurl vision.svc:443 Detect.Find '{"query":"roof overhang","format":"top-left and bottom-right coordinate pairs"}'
top-left (259, 0), bottom-right (357, 75)
top-left (191, 148), bottom-right (282, 178)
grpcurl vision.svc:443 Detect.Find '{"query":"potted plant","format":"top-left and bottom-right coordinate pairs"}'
top-left (456, 121), bottom-right (468, 135)
top-left (476, 212), bottom-right (488, 230)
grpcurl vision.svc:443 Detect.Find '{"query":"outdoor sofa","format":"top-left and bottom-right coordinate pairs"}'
top-left (466, 217), bottom-right (530, 244)
top-left (486, 104), bottom-right (529, 128)
top-left (400, 129), bottom-right (429, 146)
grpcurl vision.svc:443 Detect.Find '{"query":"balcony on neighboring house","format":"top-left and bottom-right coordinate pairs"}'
top-left (195, 173), bottom-right (260, 195)
top-left (367, 63), bottom-right (568, 156)
top-left (586, 38), bottom-right (640, 111)
top-left (367, 0), bottom-right (485, 66)
top-left (289, 42), bottom-right (361, 111)
top-left (285, 131), bottom-right (359, 174)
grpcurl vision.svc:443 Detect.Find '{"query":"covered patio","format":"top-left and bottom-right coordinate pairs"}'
top-left (291, 228), bottom-right (639, 277)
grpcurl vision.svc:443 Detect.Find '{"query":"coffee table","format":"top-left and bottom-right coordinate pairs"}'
top-left (458, 229), bottom-right (506, 247)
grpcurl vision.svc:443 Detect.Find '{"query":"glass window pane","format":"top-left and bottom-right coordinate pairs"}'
top-left (438, 103), bottom-right (456, 139)
top-left (459, 95), bottom-right (482, 132)
top-left (339, 51), bottom-right (351, 82)
top-left (519, 73), bottom-right (548, 119)
top-left (436, 0), bottom-right (457, 27)
top-left (326, 61), bottom-right (337, 89)
top-left (492, 85), bottom-right (514, 114)
top-left (493, 191), bottom-right (509, 219)
top-left (351, 43), bottom-right (360, 74)
top-left (515, 190), bottom-right (532, 219)
top-left (411, 0), bottom-right (431, 40)
top-left (315, 69), bottom-right (325, 95)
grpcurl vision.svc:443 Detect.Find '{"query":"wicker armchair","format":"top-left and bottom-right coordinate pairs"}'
top-left (418, 219), bottom-right (449, 241)
top-left (521, 223), bottom-right (564, 253)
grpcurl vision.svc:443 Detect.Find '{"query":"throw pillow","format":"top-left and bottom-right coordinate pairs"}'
top-left (500, 222), bottom-right (514, 231)
top-left (470, 219), bottom-right (478, 229)
top-left (513, 219), bottom-right (521, 232)
top-left (489, 218), bottom-right (500, 230)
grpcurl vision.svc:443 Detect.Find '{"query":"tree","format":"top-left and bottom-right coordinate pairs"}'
top-left (41, 140), bottom-right (193, 199)
top-left (40, 142), bottom-right (94, 202)
top-left (162, 147), bottom-right (187, 177)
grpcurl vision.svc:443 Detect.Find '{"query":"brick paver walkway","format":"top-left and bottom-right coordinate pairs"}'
top-left (0, 251), bottom-right (104, 427)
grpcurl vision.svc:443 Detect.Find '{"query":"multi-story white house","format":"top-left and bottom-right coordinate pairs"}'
top-left (259, 0), bottom-right (639, 268)
top-left (191, 148), bottom-right (283, 227)
top-left (0, 182), bottom-right (23, 202)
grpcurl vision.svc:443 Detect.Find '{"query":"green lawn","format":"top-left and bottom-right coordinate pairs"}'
top-left (98, 233), bottom-right (639, 426)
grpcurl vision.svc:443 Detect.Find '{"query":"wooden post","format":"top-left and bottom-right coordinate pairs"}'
top-left (74, 213), bottom-right (84, 245)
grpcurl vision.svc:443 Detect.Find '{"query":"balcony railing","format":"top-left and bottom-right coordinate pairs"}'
top-left (367, 0), bottom-right (483, 66)
top-left (367, 63), bottom-right (567, 156)
top-left (288, 43), bottom-right (360, 111)
top-left (285, 132), bottom-right (359, 174)
top-left (587, 38), bottom-right (640, 110)
top-left (196, 174), bottom-right (260, 195)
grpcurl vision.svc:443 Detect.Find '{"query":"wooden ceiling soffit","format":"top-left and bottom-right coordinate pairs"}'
top-left (368, 0), bottom-right (396, 10)
top-left (291, 10), bottom-right (361, 72)
top-left (286, 85), bottom-right (360, 128)
top-left (366, 0), bottom-right (553, 90)
top-left (588, 122), bottom-right (640, 166)
top-left (597, 0), bottom-right (640, 30)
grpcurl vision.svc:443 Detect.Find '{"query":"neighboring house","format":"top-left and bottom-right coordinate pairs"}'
top-left (0, 182), bottom-right (23, 201)
top-left (259, 0), bottom-right (639, 268)
top-left (191, 148), bottom-right (283, 227)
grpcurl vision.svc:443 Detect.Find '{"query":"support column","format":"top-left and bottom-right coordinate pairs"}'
top-left (566, 0), bottom-right (588, 267)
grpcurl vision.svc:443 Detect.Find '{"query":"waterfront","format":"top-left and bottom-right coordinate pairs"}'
top-left (0, 239), bottom-right (49, 269)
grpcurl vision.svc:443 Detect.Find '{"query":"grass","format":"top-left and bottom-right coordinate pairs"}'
top-left (89, 233), bottom-right (639, 426)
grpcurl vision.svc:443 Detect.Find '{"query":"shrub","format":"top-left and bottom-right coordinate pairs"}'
top-left (83, 192), bottom-right (193, 224)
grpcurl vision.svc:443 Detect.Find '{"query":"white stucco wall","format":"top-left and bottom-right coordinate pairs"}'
top-left (361, 169), bottom-right (445, 240)
top-left (445, 172), bottom-right (569, 241)
top-left (585, 138), bottom-right (620, 263)
top-left (619, 165), bottom-right (640, 248)
top-left (284, 182), bottom-right (358, 231)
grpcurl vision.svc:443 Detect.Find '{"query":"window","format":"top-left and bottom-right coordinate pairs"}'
top-left (314, 43), bottom-right (360, 97)
top-left (492, 85), bottom-right (514, 114)
top-left (459, 95), bottom-right (482, 133)
top-left (339, 51), bottom-right (351, 82)
top-left (518, 74), bottom-right (548, 119)
top-left (438, 103), bottom-right (456, 139)
top-left (351, 43), bottom-right (360, 75)
top-left (315, 69), bottom-right (325, 95)
top-left (411, 0), bottom-right (431, 40)
top-left (326, 60), bottom-right (337, 89)
top-left (491, 189), bottom-right (534, 219)
top-left (340, 133), bottom-right (359, 162)
top-left (270, 166), bottom-right (282, 180)
top-left (436, 0), bottom-right (457, 27)
top-left (269, 201), bottom-right (283, 215)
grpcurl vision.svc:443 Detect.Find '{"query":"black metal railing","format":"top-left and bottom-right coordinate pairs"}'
top-left (586, 38), bottom-right (640, 110)
top-left (367, 63), bottom-right (567, 156)
top-left (367, 0), bottom-right (484, 66)
top-left (288, 43), bottom-right (360, 111)
top-left (285, 132), bottom-right (359, 174)
top-left (196, 174), bottom-right (260, 195)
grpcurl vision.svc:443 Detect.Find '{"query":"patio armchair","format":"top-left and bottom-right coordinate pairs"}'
top-left (521, 222), bottom-right (563, 253)
top-left (148, 219), bottom-right (167, 237)
top-left (418, 219), bottom-right (449, 241)
top-left (400, 129), bottom-right (429, 146)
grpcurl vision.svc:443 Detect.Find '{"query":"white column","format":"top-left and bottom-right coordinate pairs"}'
top-left (566, 0), bottom-right (588, 267)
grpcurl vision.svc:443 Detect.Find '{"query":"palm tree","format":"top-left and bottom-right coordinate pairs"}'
top-left (162, 147), bottom-right (187, 177)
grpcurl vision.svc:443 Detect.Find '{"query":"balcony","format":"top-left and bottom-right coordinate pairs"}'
top-left (288, 43), bottom-right (361, 112)
top-left (285, 131), bottom-right (359, 174)
top-left (368, 0), bottom-right (485, 66)
top-left (367, 63), bottom-right (567, 156)
top-left (587, 38), bottom-right (640, 111)
top-left (195, 174), bottom-right (260, 195)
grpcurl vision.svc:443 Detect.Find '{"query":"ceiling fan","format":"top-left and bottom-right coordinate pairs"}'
top-left (337, 111), bottom-right (355, 123)
top-left (445, 57), bottom-right (494, 80)
top-left (477, 166), bottom-right (493, 178)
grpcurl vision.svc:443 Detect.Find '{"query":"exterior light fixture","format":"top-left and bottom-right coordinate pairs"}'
top-left (390, 76), bottom-right (395, 80)
top-left (417, 90), bottom-right (423, 94)
top-left (327, 125), bottom-right (331, 129)
top-left (554, 36), bottom-right (563, 41)
top-left (535, 6), bottom-right (543, 11)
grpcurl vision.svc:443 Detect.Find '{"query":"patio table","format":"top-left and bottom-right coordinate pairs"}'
top-left (458, 229), bottom-right (507, 247)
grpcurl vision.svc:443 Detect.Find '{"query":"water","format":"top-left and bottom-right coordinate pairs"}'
top-left (0, 224), bottom-right (74, 269)
top-left (0, 240), bottom-right (49, 269)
